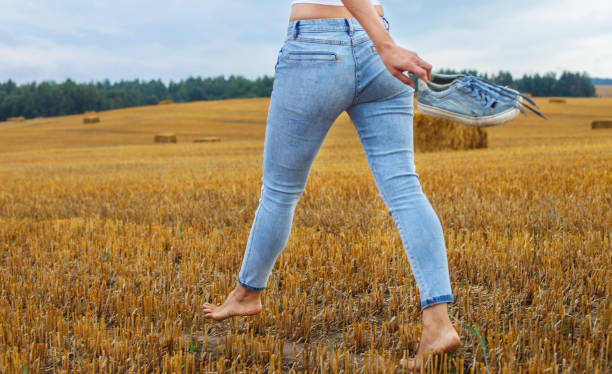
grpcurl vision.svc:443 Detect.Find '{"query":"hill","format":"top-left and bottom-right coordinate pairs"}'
top-left (592, 77), bottom-right (612, 85)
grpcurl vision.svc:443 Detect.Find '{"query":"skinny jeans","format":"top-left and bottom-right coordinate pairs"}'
top-left (237, 17), bottom-right (453, 310)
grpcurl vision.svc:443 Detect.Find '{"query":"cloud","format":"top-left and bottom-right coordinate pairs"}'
top-left (0, 0), bottom-right (610, 83)
top-left (390, 0), bottom-right (612, 77)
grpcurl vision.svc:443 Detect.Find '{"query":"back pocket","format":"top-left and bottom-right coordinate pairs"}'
top-left (286, 51), bottom-right (337, 61)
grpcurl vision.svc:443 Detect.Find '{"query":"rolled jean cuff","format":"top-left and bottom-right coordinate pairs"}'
top-left (421, 294), bottom-right (454, 310)
top-left (238, 278), bottom-right (266, 291)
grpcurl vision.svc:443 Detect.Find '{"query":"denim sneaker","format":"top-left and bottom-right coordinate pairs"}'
top-left (416, 73), bottom-right (545, 127)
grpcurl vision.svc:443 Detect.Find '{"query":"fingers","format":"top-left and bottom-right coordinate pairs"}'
top-left (393, 71), bottom-right (415, 88)
top-left (411, 63), bottom-right (429, 83)
top-left (380, 45), bottom-right (432, 86)
top-left (411, 53), bottom-right (432, 82)
top-left (397, 62), bottom-right (426, 85)
top-left (418, 57), bottom-right (432, 81)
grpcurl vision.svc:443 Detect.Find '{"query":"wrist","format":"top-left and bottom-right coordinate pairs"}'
top-left (375, 39), bottom-right (396, 53)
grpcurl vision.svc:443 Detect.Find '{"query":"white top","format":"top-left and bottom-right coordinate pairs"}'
top-left (291, 0), bottom-right (380, 6)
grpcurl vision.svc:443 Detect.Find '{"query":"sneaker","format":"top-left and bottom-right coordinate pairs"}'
top-left (415, 73), bottom-right (546, 127)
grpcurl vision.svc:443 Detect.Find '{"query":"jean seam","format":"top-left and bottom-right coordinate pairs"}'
top-left (350, 45), bottom-right (359, 105)
top-left (421, 294), bottom-right (454, 310)
top-left (390, 209), bottom-right (430, 302)
top-left (286, 37), bottom-right (350, 46)
top-left (240, 187), bottom-right (264, 288)
top-left (285, 52), bottom-right (338, 62)
top-left (352, 37), bottom-right (371, 45)
top-left (238, 279), bottom-right (266, 291)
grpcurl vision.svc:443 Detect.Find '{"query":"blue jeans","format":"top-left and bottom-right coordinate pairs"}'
top-left (237, 17), bottom-right (453, 310)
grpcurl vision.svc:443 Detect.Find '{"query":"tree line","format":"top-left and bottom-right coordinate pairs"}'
top-left (0, 75), bottom-right (274, 122)
top-left (0, 70), bottom-right (595, 122)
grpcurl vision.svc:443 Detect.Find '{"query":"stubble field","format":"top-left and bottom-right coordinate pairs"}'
top-left (0, 97), bottom-right (610, 373)
top-left (596, 86), bottom-right (612, 98)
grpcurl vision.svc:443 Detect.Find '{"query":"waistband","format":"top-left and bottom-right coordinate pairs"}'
top-left (287, 17), bottom-right (389, 39)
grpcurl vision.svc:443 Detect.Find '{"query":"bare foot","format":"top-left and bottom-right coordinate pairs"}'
top-left (202, 283), bottom-right (262, 320)
top-left (399, 303), bottom-right (460, 371)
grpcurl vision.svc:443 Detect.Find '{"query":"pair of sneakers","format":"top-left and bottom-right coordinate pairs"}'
top-left (415, 73), bottom-right (546, 127)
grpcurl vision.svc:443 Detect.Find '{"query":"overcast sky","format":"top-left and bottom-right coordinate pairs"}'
top-left (1, 0), bottom-right (610, 84)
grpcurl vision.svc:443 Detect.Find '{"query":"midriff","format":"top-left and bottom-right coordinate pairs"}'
top-left (289, 4), bottom-right (384, 21)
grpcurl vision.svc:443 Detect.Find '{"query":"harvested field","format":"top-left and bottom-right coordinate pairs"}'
top-left (595, 85), bottom-right (612, 98)
top-left (549, 98), bottom-right (566, 104)
top-left (0, 97), bottom-right (610, 373)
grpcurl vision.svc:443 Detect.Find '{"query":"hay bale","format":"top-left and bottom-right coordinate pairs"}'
top-left (7, 116), bottom-right (25, 122)
top-left (158, 100), bottom-right (174, 105)
top-left (591, 120), bottom-right (612, 129)
top-left (154, 133), bottom-right (177, 143)
top-left (193, 137), bottom-right (221, 143)
top-left (413, 113), bottom-right (488, 153)
top-left (549, 98), bottom-right (566, 104)
top-left (83, 115), bottom-right (100, 124)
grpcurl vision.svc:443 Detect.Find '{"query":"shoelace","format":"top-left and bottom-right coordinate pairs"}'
top-left (454, 75), bottom-right (546, 119)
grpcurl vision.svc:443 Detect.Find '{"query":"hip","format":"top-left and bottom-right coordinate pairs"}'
top-left (289, 4), bottom-right (384, 21)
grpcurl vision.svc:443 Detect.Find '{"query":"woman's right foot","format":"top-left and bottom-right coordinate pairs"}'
top-left (399, 302), bottom-right (461, 371)
top-left (399, 324), bottom-right (460, 370)
top-left (202, 283), bottom-right (262, 320)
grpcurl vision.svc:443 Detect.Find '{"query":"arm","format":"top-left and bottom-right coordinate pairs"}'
top-left (341, 0), bottom-right (431, 87)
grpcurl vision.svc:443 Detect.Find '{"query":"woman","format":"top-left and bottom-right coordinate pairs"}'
top-left (203, 0), bottom-right (461, 369)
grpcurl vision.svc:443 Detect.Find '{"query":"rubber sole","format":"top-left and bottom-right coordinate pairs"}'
top-left (416, 102), bottom-right (520, 127)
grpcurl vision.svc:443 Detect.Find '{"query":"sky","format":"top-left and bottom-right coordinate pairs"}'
top-left (1, 0), bottom-right (611, 84)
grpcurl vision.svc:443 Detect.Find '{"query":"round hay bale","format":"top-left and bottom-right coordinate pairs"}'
top-left (83, 116), bottom-right (100, 124)
top-left (193, 137), bottom-right (221, 143)
top-left (413, 113), bottom-right (488, 153)
top-left (7, 116), bottom-right (25, 122)
top-left (591, 120), bottom-right (612, 129)
top-left (158, 100), bottom-right (174, 105)
top-left (154, 133), bottom-right (177, 143)
top-left (549, 98), bottom-right (566, 104)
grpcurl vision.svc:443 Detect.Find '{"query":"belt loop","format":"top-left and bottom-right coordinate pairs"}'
top-left (293, 20), bottom-right (300, 39)
top-left (346, 18), bottom-right (354, 37)
top-left (382, 16), bottom-right (390, 31)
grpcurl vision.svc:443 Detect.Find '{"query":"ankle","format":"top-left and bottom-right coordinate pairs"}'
top-left (421, 303), bottom-right (452, 328)
top-left (233, 283), bottom-right (262, 300)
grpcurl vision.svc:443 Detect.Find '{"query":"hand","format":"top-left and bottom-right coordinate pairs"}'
top-left (377, 41), bottom-right (432, 88)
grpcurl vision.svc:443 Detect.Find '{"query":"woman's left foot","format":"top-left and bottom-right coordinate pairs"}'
top-left (202, 283), bottom-right (262, 321)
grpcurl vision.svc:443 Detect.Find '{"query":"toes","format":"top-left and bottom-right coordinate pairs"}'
top-left (399, 357), bottom-right (419, 371)
top-left (202, 305), bottom-right (218, 318)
